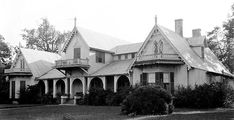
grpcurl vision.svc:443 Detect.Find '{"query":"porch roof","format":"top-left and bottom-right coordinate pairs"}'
top-left (38, 68), bottom-right (65, 80)
top-left (90, 59), bottom-right (133, 76)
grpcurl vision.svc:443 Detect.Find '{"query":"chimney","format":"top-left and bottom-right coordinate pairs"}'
top-left (192, 29), bottom-right (201, 37)
top-left (175, 19), bottom-right (183, 37)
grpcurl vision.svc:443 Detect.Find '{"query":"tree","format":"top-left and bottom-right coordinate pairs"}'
top-left (21, 18), bottom-right (69, 53)
top-left (207, 3), bottom-right (234, 73)
top-left (0, 34), bottom-right (11, 63)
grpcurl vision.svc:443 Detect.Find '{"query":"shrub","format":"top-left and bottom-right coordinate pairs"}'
top-left (121, 85), bottom-right (173, 115)
top-left (174, 82), bottom-right (234, 108)
top-left (18, 84), bottom-right (41, 104)
top-left (84, 87), bottom-right (114, 105)
top-left (107, 87), bottom-right (133, 106)
top-left (0, 81), bottom-right (9, 104)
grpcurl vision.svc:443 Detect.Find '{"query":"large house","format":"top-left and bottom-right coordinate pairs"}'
top-left (5, 17), bottom-right (234, 100)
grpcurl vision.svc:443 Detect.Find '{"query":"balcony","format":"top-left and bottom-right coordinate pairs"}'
top-left (54, 58), bottom-right (90, 69)
top-left (4, 68), bottom-right (32, 76)
top-left (135, 54), bottom-right (184, 65)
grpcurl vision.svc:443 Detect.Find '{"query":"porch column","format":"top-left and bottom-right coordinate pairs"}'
top-left (82, 77), bottom-right (86, 95)
top-left (64, 79), bottom-right (68, 94)
top-left (114, 76), bottom-right (119, 93)
top-left (53, 79), bottom-right (57, 98)
top-left (70, 78), bottom-right (73, 97)
top-left (87, 77), bottom-right (92, 93)
top-left (44, 80), bottom-right (48, 94)
top-left (9, 80), bottom-right (12, 99)
top-left (101, 77), bottom-right (106, 90)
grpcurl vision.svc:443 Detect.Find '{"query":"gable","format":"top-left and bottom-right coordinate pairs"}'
top-left (13, 54), bottom-right (30, 69)
top-left (141, 29), bottom-right (177, 56)
top-left (63, 30), bottom-right (90, 60)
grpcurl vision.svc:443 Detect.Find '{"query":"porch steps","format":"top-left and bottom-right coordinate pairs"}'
top-left (63, 99), bottom-right (74, 105)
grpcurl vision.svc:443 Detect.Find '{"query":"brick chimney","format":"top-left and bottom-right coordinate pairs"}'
top-left (175, 19), bottom-right (183, 37)
top-left (192, 29), bottom-right (201, 37)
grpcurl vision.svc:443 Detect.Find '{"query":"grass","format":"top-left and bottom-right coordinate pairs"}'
top-left (0, 105), bottom-right (233, 120)
top-left (0, 105), bottom-right (128, 120)
top-left (143, 109), bottom-right (234, 120)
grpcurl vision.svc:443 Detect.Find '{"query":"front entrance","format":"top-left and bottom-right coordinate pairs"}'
top-left (56, 79), bottom-right (65, 95)
top-left (72, 79), bottom-right (83, 96)
top-left (117, 75), bottom-right (130, 91)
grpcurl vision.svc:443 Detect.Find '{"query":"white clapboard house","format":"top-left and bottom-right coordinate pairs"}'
top-left (5, 17), bottom-right (234, 100)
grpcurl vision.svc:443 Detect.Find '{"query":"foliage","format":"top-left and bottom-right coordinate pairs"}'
top-left (18, 84), bottom-right (41, 104)
top-left (84, 87), bottom-right (113, 106)
top-left (107, 87), bottom-right (133, 106)
top-left (0, 34), bottom-right (11, 64)
top-left (21, 18), bottom-right (70, 53)
top-left (174, 82), bottom-right (234, 108)
top-left (0, 81), bottom-right (9, 103)
top-left (121, 85), bottom-right (173, 115)
top-left (206, 3), bottom-right (234, 72)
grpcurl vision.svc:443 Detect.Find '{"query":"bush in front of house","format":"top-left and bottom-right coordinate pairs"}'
top-left (121, 85), bottom-right (173, 115)
top-left (174, 82), bottom-right (234, 108)
top-left (84, 87), bottom-right (114, 105)
top-left (106, 87), bottom-right (133, 106)
top-left (0, 81), bottom-right (10, 104)
top-left (18, 84), bottom-right (41, 104)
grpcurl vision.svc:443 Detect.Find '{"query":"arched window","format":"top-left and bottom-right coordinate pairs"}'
top-left (154, 40), bottom-right (163, 54)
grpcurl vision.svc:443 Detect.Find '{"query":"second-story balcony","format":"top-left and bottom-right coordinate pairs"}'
top-left (4, 68), bottom-right (32, 76)
top-left (135, 54), bottom-right (184, 65)
top-left (54, 58), bottom-right (90, 69)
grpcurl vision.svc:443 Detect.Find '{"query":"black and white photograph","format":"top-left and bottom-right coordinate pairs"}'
top-left (0, 0), bottom-right (234, 119)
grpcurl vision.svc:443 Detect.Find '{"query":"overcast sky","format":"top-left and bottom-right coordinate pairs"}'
top-left (0, 0), bottom-right (233, 46)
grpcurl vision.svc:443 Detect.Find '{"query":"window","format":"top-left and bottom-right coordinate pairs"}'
top-left (140, 73), bottom-right (148, 85)
top-left (118, 55), bottom-right (121, 60)
top-left (96, 51), bottom-right (105, 63)
top-left (74, 48), bottom-right (81, 59)
top-left (20, 81), bottom-right (26, 92)
top-left (20, 59), bottom-right (25, 69)
top-left (125, 54), bottom-right (128, 59)
top-left (131, 53), bottom-right (135, 58)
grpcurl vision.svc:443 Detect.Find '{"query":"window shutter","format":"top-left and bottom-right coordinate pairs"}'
top-left (170, 72), bottom-right (174, 94)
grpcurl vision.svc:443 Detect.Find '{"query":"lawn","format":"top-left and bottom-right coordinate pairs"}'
top-left (0, 105), bottom-right (234, 120)
top-left (0, 105), bottom-right (128, 120)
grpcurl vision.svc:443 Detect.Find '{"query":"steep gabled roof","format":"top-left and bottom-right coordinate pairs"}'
top-left (133, 24), bottom-right (231, 77)
top-left (90, 59), bottom-right (133, 76)
top-left (62, 26), bottom-right (130, 52)
top-left (110, 42), bottom-right (143, 54)
top-left (20, 48), bottom-right (61, 77)
top-left (187, 36), bottom-right (206, 46)
top-left (158, 25), bottom-right (231, 76)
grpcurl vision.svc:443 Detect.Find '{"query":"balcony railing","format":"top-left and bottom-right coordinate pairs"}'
top-left (55, 58), bottom-right (89, 68)
top-left (5, 68), bottom-right (31, 74)
top-left (136, 54), bottom-right (180, 61)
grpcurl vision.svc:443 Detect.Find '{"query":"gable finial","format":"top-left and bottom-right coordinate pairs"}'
top-left (155, 15), bottom-right (157, 25)
top-left (74, 17), bottom-right (77, 27)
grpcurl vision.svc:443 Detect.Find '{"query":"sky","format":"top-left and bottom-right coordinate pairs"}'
top-left (0, 0), bottom-right (233, 46)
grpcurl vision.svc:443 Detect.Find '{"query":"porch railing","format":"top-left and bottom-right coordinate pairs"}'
top-left (55, 58), bottom-right (89, 68)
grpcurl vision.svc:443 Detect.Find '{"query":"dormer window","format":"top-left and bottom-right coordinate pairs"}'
top-left (96, 51), bottom-right (105, 63)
